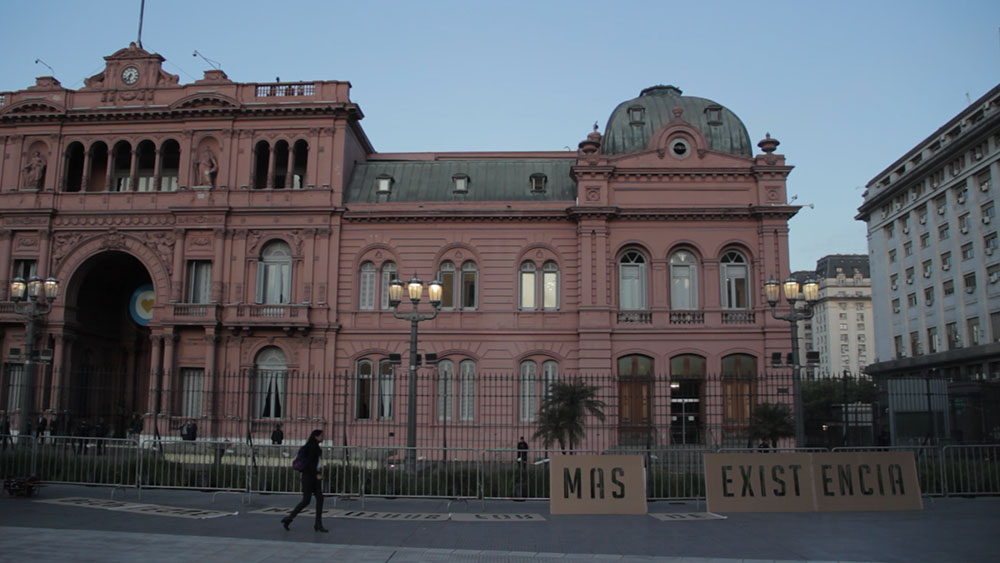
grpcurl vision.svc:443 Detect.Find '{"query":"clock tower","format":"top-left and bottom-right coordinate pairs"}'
top-left (82, 42), bottom-right (180, 91)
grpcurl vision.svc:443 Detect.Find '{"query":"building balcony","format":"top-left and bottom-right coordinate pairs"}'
top-left (169, 303), bottom-right (219, 324)
top-left (222, 303), bottom-right (311, 334)
top-left (616, 311), bottom-right (652, 324)
top-left (721, 310), bottom-right (756, 324)
top-left (669, 311), bottom-right (705, 324)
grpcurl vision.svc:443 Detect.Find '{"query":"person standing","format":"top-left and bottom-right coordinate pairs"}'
top-left (517, 436), bottom-right (529, 467)
top-left (270, 424), bottom-right (284, 445)
top-left (281, 429), bottom-right (327, 532)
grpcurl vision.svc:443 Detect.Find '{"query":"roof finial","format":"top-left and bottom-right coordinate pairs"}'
top-left (593, 121), bottom-right (599, 132)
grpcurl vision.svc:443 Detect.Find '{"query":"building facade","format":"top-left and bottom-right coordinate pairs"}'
top-left (0, 44), bottom-right (802, 449)
top-left (857, 84), bottom-right (1000, 443)
top-left (806, 255), bottom-right (874, 378)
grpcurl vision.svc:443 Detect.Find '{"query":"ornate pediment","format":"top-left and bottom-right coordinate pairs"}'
top-left (0, 99), bottom-right (65, 116)
top-left (171, 93), bottom-right (240, 111)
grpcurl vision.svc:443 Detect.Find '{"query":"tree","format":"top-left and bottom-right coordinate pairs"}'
top-left (749, 402), bottom-right (795, 448)
top-left (533, 378), bottom-right (606, 453)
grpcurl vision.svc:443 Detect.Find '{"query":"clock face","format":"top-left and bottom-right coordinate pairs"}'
top-left (121, 66), bottom-right (140, 85)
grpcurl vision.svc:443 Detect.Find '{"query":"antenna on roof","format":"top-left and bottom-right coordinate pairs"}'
top-left (192, 50), bottom-right (221, 70)
top-left (34, 58), bottom-right (55, 75)
top-left (137, 0), bottom-right (145, 48)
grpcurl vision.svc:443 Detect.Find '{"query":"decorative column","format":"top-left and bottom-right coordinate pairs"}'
top-left (0, 229), bottom-right (12, 300)
top-left (38, 230), bottom-right (51, 277)
top-left (171, 228), bottom-right (185, 302)
top-left (161, 329), bottom-right (177, 415)
top-left (147, 334), bottom-right (163, 414)
top-left (49, 332), bottom-right (71, 412)
top-left (80, 147), bottom-right (91, 191)
top-left (152, 147), bottom-right (163, 192)
top-left (104, 149), bottom-right (115, 191)
top-left (267, 148), bottom-right (277, 189)
top-left (211, 228), bottom-right (225, 302)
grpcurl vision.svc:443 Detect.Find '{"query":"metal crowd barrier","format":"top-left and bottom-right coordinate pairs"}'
top-left (942, 445), bottom-right (1000, 497)
top-left (5, 439), bottom-right (1000, 499)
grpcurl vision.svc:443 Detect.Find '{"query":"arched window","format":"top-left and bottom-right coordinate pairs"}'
top-left (87, 141), bottom-right (109, 192)
top-left (438, 261), bottom-right (456, 309)
top-left (356, 359), bottom-right (373, 419)
top-left (670, 251), bottom-right (698, 310)
top-left (437, 359), bottom-right (454, 421)
top-left (135, 140), bottom-right (156, 192)
top-left (160, 139), bottom-right (180, 191)
top-left (461, 261), bottom-right (478, 309)
top-left (64, 142), bottom-right (85, 192)
top-left (253, 140), bottom-right (270, 189)
top-left (619, 250), bottom-right (647, 310)
top-left (519, 261), bottom-right (560, 311)
top-left (380, 261), bottom-right (397, 310)
top-left (255, 347), bottom-right (286, 419)
top-left (111, 141), bottom-right (132, 191)
top-left (459, 359), bottom-right (476, 421)
top-left (617, 354), bottom-right (653, 435)
top-left (359, 261), bottom-right (376, 310)
top-left (377, 358), bottom-right (394, 419)
top-left (292, 140), bottom-right (308, 189)
top-left (273, 140), bottom-right (290, 189)
top-left (519, 262), bottom-right (537, 310)
top-left (256, 240), bottom-right (292, 304)
top-left (720, 250), bottom-right (749, 309)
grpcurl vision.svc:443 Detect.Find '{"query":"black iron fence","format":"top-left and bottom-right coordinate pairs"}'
top-left (1, 366), bottom-right (997, 452)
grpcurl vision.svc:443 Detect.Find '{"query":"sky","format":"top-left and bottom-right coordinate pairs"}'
top-left (2, 1), bottom-right (998, 271)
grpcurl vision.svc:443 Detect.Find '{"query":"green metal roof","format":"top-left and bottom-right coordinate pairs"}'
top-left (602, 85), bottom-right (752, 157)
top-left (345, 159), bottom-right (576, 203)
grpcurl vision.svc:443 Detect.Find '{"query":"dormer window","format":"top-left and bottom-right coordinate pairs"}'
top-left (628, 106), bottom-right (644, 124)
top-left (376, 175), bottom-right (393, 193)
top-left (530, 173), bottom-right (547, 192)
top-left (705, 104), bottom-right (723, 126)
top-left (452, 174), bottom-right (469, 193)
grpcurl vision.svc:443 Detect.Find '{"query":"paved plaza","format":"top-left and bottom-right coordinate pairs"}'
top-left (0, 484), bottom-right (998, 562)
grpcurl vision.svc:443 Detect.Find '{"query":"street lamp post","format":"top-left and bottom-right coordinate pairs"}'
top-left (764, 276), bottom-right (818, 447)
top-left (388, 274), bottom-right (442, 470)
top-left (9, 275), bottom-right (60, 442)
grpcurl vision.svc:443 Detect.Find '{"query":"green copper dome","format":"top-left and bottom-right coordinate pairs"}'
top-left (602, 85), bottom-right (752, 157)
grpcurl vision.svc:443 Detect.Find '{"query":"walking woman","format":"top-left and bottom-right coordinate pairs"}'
top-left (282, 429), bottom-right (328, 532)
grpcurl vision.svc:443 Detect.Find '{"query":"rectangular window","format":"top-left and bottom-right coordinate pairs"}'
top-left (907, 293), bottom-right (917, 307)
top-left (943, 280), bottom-right (955, 296)
top-left (962, 243), bottom-right (974, 260)
top-left (947, 322), bottom-right (960, 349)
top-left (461, 268), bottom-right (477, 309)
top-left (924, 287), bottom-right (934, 306)
top-left (965, 273), bottom-right (977, 293)
top-left (892, 298), bottom-right (900, 313)
top-left (903, 241), bottom-right (913, 256)
top-left (968, 317), bottom-right (981, 346)
top-left (186, 260), bottom-right (212, 303)
top-left (520, 269), bottom-right (536, 310)
top-left (439, 266), bottom-right (455, 309)
top-left (888, 249), bottom-right (897, 263)
top-left (5, 363), bottom-right (24, 414)
top-left (356, 361), bottom-right (373, 419)
top-left (922, 260), bottom-right (933, 277)
top-left (359, 265), bottom-right (375, 310)
top-left (885, 224), bottom-right (895, 239)
top-left (894, 335), bottom-right (904, 357)
top-left (519, 361), bottom-right (537, 422)
top-left (12, 259), bottom-right (37, 281)
top-left (542, 268), bottom-right (558, 309)
top-left (920, 233), bottom-right (931, 248)
top-left (939, 223), bottom-right (950, 240)
top-left (928, 327), bottom-right (939, 354)
top-left (941, 252), bottom-right (952, 270)
top-left (180, 368), bottom-right (204, 418)
top-left (910, 331), bottom-right (921, 356)
top-left (959, 213), bottom-right (971, 233)
top-left (437, 361), bottom-right (454, 421)
top-left (377, 359), bottom-right (394, 419)
top-left (458, 360), bottom-right (476, 421)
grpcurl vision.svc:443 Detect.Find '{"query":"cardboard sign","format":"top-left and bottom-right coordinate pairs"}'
top-left (549, 454), bottom-right (647, 515)
top-left (704, 452), bottom-right (922, 512)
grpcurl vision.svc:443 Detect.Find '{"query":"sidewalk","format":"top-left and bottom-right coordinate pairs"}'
top-left (1, 484), bottom-right (998, 562)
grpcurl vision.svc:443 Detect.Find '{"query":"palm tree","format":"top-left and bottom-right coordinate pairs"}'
top-left (533, 378), bottom-right (606, 453)
top-left (749, 402), bottom-right (795, 448)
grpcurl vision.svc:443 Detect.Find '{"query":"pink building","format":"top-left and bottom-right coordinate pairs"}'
top-left (0, 44), bottom-right (800, 449)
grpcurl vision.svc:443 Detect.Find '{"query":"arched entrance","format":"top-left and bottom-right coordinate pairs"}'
top-left (63, 251), bottom-right (154, 437)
